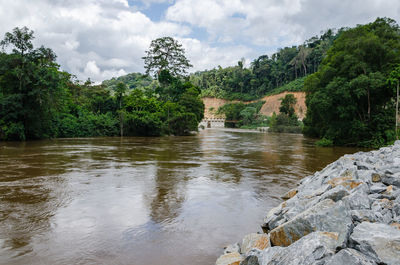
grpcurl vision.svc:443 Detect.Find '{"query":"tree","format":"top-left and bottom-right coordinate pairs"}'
top-left (142, 37), bottom-right (192, 78)
top-left (388, 65), bottom-right (400, 139)
top-left (279, 94), bottom-right (297, 117)
top-left (303, 18), bottom-right (400, 147)
top-left (114, 82), bottom-right (127, 136)
top-left (0, 27), bottom-right (72, 140)
top-left (1, 27), bottom-right (34, 93)
top-left (0, 26), bottom-right (34, 56)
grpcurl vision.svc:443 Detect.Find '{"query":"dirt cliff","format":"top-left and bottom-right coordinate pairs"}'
top-left (202, 92), bottom-right (306, 120)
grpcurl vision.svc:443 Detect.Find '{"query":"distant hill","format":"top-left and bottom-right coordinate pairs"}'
top-left (101, 72), bottom-right (155, 91)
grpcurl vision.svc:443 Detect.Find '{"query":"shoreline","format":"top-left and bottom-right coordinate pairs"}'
top-left (216, 141), bottom-right (400, 265)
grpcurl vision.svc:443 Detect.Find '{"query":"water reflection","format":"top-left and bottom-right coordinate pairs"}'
top-left (0, 129), bottom-right (364, 265)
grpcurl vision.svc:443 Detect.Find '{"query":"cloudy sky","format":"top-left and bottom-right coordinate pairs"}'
top-left (0, 0), bottom-right (399, 82)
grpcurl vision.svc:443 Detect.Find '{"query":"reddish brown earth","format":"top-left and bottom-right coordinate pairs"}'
top-left (202, 92), bottom-right (307, 120)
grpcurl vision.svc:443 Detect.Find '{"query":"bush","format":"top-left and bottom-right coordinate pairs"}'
top-left (125, 111), bottom-right (163, 136)
top-left (316, 138), bottom-right (334, 147)
top-left (0, 122), bottom-right (25, 140)
top-left (168, 112), bottom-right (198, 135)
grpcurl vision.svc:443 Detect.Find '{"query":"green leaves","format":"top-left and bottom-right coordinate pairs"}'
top-left (142, 37), bottom-right (192, 78)
top-left (303, 18), bottom-right (400, 147)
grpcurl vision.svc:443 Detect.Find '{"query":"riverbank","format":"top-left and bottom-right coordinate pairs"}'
top-left (216, 141), bottom-right (400, 265)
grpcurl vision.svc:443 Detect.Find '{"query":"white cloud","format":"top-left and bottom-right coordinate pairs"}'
top-left (179, 38), bottom-right (252, 71)
top-left (0, 0), bottom-right (399, 82)
top-left (0, 0), bottom-right (190, 82)
top-left (166, 0), bottom-right (400, 47)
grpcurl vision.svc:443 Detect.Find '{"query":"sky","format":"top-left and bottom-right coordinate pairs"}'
top-left (0, 0), bottom-right (399, 83)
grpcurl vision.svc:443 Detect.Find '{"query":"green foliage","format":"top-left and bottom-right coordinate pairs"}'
top-left (57, 111), bottom-right (118, 138)
top-left (303, 18), bottom-right (400, 147)
top-left (191, 29), bottom-right (338, 100)
top-left (102, 72), bottom-right (154, 91)
top-left (218, 103), bottom-right (246, 128)
top-left (265, 77), bottom-right (306, 96)
top-left (0, 29), bottom-right (204, 141)
top-left (124, 111), bottom-right (164, 136)
top-left (269, 113), bottom-right (302, 133)
top-left (168, 112), bottom-right (198, 136)
top-left (142, 37), bottom-right (192, 78)
top-left (269, 93), bottom-right (302, 134)
top-left (279, 94), bottom-right (297, 117)
top-left (218, 101), bottom-right (267, 128)
top-left (316, 138), bottom-right (334, 147)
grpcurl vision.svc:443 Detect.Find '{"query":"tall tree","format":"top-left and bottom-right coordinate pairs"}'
top-left (279, 94), bottom-right (297, 117)
top-left (388, 65), bottom-right (400, 139)
top-left (142, 37), bottom-right (192, 78)
top-left (114, 82), bottom-right (127, 136)
top-left (303, 18), bottom-right (400, 147)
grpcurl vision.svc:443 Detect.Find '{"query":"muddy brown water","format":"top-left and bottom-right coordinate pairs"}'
top-left (0, 129), bottom-right (363, 265)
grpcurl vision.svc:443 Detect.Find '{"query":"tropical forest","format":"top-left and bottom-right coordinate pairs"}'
top-left (1, 2), bottom-right (400, 264)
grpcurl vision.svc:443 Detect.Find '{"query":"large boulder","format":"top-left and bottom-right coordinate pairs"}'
top-left (241, 233), bottom-right (270, 254)
top-left (216, 252), bottom-right (243, 265)
top-left (343, 183), bottom-right (371, 210)
top-left (255, 232), bottom-right (341, 265)
top-left (224, 243), bottom-right (241, 254)
top-left (350, 222), bottom-right (400, 265)
top-left (269, 199), bottom-right (352, 247)
top-left (325, 248), bottom-right (377, 265)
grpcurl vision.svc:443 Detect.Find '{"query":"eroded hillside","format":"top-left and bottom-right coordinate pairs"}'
top-left (202, 92), bottom-right (306, 120)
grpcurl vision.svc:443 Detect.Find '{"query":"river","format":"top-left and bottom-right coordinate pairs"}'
top-left (0, 129), bottom-right (363, 265)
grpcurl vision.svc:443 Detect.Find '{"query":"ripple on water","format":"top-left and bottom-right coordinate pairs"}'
top-left (0, 130), bottom-right (364, 265)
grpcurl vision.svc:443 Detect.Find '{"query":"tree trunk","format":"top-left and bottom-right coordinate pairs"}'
top-left (119, 112), bottom-right (124, 137)
top-left (367, 88), bottom-right (371, 120)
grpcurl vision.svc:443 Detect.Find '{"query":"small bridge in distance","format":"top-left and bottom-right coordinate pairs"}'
top-left (199, 118), bottom-right (225, 128)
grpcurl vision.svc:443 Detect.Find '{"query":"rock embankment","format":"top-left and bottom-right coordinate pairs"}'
top-left (216, 141), bottom-right (400, 265)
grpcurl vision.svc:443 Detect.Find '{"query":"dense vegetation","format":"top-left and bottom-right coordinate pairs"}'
top-left (190, 30), bottom-right (338, 100)
top-left (303, 18), bottom-right (400, 147)
top-left (2, 18), bottom-right (399, 147)
top-left (217, 101), bottom-right (267, 129)
top-left (102, 72), bottom-right (155, 92)
top-left (0, 28), bottom-right (204, 141)
top-left (269, 94), bottom-right (302, 133)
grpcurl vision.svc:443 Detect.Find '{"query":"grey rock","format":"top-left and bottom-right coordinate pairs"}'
top-left (262, 204), bottom-right (286, 232)
top-left (343, 184), bottom-right (370, 210)
top-left (370, 198), bottom-right (393, 215)
top-left (269, 199), bottom-right (352, 248)
top-left (282, 196), bottom-right (319, 221)
top-left (298, 183), bottom-right (332, 199)
top-left (216, 252), bottom-right (243, 265)
top-left (393, 203), bottom-right (400, 217)
top-left (224, 243), bottom-right (240, 254)
top-left (218, 142), bottom-right (400, 265)
top-left (350, 210), bottom-right (380, 223)
top-left (355, 161), bottom-right (371, 170)
top-left (350, 222), bottom-right (400, 265)
top-left (241, 233), bottom-right (270, 254)
top-left (368, 193), bottom-right (383, 200)
top-left (258, 232), bottom-right (341, 265)
top-left (325, 248), bottom-right (377, 265)
top-left (319, 185), bottom-right (350, 202)
top-left (382, 174), bottom-right (400, 187)
top-left (369, 183), bottom-right (387, 193)
top-left (240, 255), bottom-right (260, 265)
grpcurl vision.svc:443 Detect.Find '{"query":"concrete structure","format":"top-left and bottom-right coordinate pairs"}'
top-left (199, 118), bottom-right (225, 128)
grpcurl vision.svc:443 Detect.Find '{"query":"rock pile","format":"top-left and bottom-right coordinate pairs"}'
top-left (216, 141), bottom-right (400, 265)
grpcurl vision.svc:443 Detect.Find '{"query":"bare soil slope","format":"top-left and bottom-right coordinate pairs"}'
top-left (202, 92), bottom-right (306, 120)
